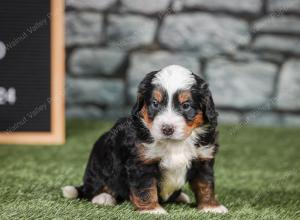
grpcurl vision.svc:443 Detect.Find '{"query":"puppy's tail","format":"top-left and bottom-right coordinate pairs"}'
top-left (61, 185), bottom-right (79, 199)
top-left (62, 185), bottom-right (92, 200)
top-left (61, 185), bottom-right (94, 200)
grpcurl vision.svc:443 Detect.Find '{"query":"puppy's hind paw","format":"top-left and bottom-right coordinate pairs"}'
top-left (92, 193), bottom-right (116, 206)
top-left (175, 192), bottom-right (191, 204)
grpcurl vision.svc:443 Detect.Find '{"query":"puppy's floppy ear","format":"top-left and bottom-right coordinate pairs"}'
top-left (131, 71), bottom-right (158, 117)
top-left (202, 83), bottom-right (218, 127)
top-left (193, 74), bottom-right (218, 127)
top-left (131, 94), bottom-right (144, 117)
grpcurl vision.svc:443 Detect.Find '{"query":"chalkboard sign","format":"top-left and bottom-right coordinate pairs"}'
top-left (0, 0), bottom-right (65, 144)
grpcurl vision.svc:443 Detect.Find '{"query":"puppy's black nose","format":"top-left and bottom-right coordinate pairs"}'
top-left (161, 124), bottom-right (175, 136)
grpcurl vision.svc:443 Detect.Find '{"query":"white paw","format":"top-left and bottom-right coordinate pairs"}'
top-left (92, 193), bottom-right (116, 206)
top-left (62, 186), bottom-right (78, 199)
top-left (139, 206), bottom-right (167, 215)
top-left (175, 192), bottom-right (191, 204)
top-left (199, 205), bottom-right (228, 214)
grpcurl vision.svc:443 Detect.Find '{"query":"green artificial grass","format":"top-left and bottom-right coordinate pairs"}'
top-left (0, 121), bottom-right (299, 220)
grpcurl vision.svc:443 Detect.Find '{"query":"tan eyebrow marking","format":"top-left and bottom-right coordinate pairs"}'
top-left (153, 89), bottom-right (163, 102)
top-left (178, 90), bottom-right (191, 104)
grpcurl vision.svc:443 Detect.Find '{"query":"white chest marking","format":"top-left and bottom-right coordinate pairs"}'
top-left (159, 141), bottom-right (195, 201)
top-left (143, 130), bottom-right (215, 201)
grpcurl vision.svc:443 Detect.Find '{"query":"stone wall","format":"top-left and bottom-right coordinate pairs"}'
top-left (65, 0), bottom-right (300, 126)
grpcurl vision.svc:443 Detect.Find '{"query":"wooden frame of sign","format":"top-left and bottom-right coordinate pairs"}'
top-left (0, 0), bottom-right (65, 145)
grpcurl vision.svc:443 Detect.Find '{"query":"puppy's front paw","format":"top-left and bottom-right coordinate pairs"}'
top-left (139, 206), bottom-right (167, 215)
top-left (199, 205), bottom-right (228, 214)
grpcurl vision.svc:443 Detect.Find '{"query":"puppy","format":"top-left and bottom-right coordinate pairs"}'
top-left (62, 65), bottom-right (228, 214)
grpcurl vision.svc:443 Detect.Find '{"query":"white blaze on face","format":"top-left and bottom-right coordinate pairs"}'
top-left (150, 65), bottom-right (196, 140)
top-left (152, 65), bottom-right (196, 97)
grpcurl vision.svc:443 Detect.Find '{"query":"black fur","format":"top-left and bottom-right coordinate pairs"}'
top-left (76, 117), bottom-right (157, 202)
top-left (71, 70), bottom-right (220, 208)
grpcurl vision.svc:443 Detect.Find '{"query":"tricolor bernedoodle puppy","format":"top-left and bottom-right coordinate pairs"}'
top-left (62, 65), bottom-right (228, 214)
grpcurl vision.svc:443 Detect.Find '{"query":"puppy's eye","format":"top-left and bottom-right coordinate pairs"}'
top-left (152, 100), bottom-right (159, 109)
top-left (182, 102), bottom-right (191, 111)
